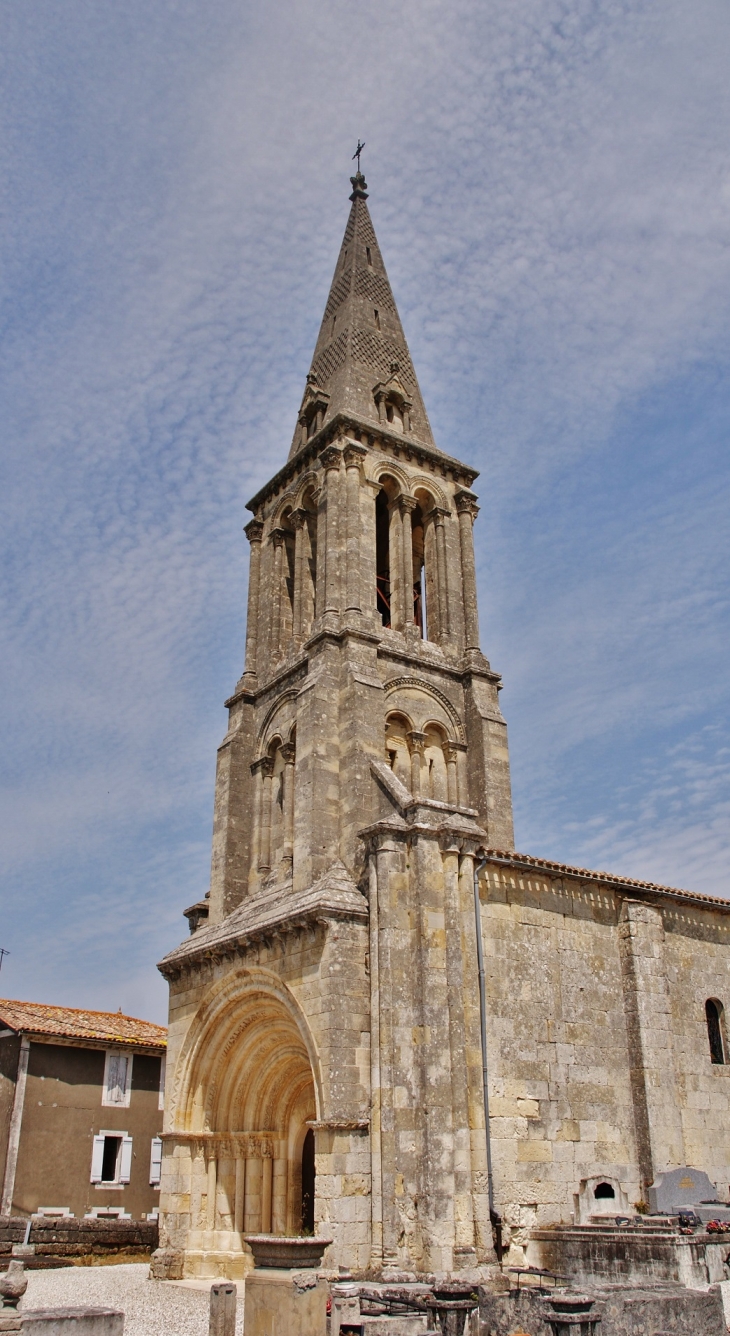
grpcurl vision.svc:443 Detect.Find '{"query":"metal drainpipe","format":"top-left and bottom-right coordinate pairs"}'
top-left (473, 854), bottom-right (502, 1257)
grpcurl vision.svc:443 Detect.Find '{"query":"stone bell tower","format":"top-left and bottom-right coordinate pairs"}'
top-left (155, 169), bottom-right (514, 1282)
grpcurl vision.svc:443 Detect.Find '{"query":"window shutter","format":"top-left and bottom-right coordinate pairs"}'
top-left (90, 1135), bottom-right (105, 1183)
top-left (119, 1136), bottom-right (133, 1184)
top-left (149, 1137), bottom-right (163, 1185)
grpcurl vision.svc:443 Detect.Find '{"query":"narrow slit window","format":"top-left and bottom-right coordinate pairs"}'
top-left (332, 315), bottom-right (336, 337)
top-left (706, 999), bottom-right (726, 1064)
top-left (366, 246), bottom-right (373, 267)
top-left (374, 309), bottom-right (380, 330)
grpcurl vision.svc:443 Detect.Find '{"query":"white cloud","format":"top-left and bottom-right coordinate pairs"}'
top-left (1, 0), bottom-right (729, 1017)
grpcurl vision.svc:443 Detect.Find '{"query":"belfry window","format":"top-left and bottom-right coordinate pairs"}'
top-left (706, 999), bottom-right (726, 1064)
top-left (376, 489), bottom-right (391, 626)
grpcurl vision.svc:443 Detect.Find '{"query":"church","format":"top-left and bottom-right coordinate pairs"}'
top-left (152, 168), bottom-right (730, 1283)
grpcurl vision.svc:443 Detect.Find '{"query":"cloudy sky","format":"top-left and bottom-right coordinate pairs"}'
top-left (2, 0), bottom-right (729, 1023)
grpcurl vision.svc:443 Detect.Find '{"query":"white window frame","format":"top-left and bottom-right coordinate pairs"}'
top-left (84, 1206), bottom-right (131, 1220)
top-left (35, 1207), bottom-right (73, 1218)
top-left (90, 1131), bottom-right (133, 1185)
top-left (102, 1050), bottom-right (133, 1108)
top-left (149, 1137), bottom-right (163, 1187)
top-left (158, 1054), bottom-right (166, 1112)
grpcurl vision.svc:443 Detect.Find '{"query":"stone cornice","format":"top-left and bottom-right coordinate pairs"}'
top-left (158, 862), bottom-right (368, 979)
top-left (245, 412), bottom-right (478, 516)
top-left (482, 849), bottom-right (730, 916)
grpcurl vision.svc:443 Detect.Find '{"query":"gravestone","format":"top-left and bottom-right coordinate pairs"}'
top-left (648, 1168), bottom-right (718, 1214)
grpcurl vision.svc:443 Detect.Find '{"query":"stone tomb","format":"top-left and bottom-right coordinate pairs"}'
top-left (648, 1167), bottom-right (730, 1220)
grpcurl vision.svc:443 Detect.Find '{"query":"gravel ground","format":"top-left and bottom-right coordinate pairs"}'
top-left (18, 1263), bottom-right (245, 1336)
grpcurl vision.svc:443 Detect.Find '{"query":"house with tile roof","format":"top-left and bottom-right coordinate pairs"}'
top-left (0, 999), bottom-right (166, 1223)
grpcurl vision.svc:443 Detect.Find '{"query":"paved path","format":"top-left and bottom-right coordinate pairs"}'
top-left (18, 1262), bottom-right (245, 1336)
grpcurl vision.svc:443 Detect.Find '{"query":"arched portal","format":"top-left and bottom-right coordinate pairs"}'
top-left (176, 973), bottom-right (319, 1239)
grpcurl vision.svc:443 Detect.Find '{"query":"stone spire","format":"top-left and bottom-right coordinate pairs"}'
top-left (288, 171), bottom-right (436, 459)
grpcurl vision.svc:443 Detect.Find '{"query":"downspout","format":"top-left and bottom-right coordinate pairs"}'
top-left (473, 856), bottom-right (502, 1260)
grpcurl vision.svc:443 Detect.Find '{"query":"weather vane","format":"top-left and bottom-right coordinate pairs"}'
top-left (352, 140), bottom-right (365, 173)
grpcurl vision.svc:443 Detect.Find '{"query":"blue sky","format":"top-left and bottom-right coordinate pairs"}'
top-left (2, 0), bottom-right (729, 1023)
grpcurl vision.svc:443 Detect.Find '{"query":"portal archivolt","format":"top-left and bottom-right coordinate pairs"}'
top-left (176, 974), bottom-right (318, 1237)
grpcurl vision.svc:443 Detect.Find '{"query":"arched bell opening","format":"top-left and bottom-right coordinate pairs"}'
top-left (414, 487), bottom-right (441, 644)
top-left (375, 488), bottom-right (392, 626)
top-left (179, 981), bottom-right (319, 1239)
top-left (278, 509), bottom-right (296, 645)
top-left (301, 1128), bottom-right (316, 1234)
top-left (411, 502), bottom-right (426, 637)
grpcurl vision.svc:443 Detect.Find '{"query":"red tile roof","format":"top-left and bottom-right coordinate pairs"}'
top-left (0, 999), bottom-right (166, 1050)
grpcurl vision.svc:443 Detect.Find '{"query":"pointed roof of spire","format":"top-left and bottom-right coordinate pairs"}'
top-left (288, 170), bottom-right (436, 459)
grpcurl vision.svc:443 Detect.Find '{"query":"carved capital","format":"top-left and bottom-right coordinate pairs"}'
top-left (445, 742), bottom-right (461, 763)
top-left (270, 527), bottom-right (287, 548)
top-left (320, 445), bottom-right (343, 473)
top-left (398, 495), bottom-right (418, 515)
top-left (280, 742), bottom-right (296, 765)
top-left (251, 755), bottom-right (274, 778)
top-left (408, 729), bottom-right (427, 755)
top-left (430, 505), bottom-right (451, 528)
top-left (454, 490), bottom-right (479, 520)
top-left (291, 507), bottom-right (308, 531)
top-left (244, 518), bottom-right (264, 545)
top-left (343, 442), bottom-right (367, 469)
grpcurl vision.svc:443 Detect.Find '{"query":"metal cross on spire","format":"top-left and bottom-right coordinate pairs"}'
top-left (352, 140), bottom-right (365, 173)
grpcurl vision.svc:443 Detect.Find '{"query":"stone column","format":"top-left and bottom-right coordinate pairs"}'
top-left (280, 742), bottom-right (296, 863)
top-left (387, 500), bottom-right (403, 630)
top-left (206, 1155), bottom-right (218, 1230)
top-left (291, 508), bottom-right (308, 643)
top-left (272, 1149), bottom-right (287, 1235)
top-left (408, 731), bottom-right (426, 798)
top-left (445, 743), bottom-right (459, 806)
top-left (257, 757), bottom-right (274, 872)
top-left (269, 528), bottom-right (286, 658)
top-left (368, 851), bottom-right (384, 1270)
top-left (399, 496), bottom-right (417, 628)
top-left (343, 443), bottom-right (366, 613)
top-left (441, 837), bottom-right (477, 1263)
top-left (241, 519), bottom-right (264, 689)
top-left (234, 1157), bottom-right (245, 1234)
top-left (244, 1158), bottom-right (262, 1232)
top-left (458, 849), bottom-right (497, 1264)
top-left (619, 900), bottom-right (686, 1191)
top-left (362, 479), bottom-right (380, 622)
top-left (455, 491), bottom-right (480, 651)
top-left (321, 446), bottom-right (342, 614)
top-left (261, 1158), bottom-right (273, 1234)
top-left (373, 833), bottom-right (404, 1267)
top-left (432, 507), bottom-right (451, 642)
